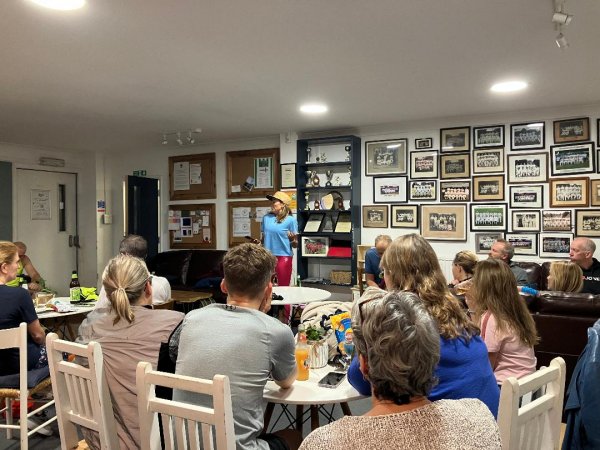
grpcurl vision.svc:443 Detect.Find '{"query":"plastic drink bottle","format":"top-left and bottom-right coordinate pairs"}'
top-left (295, 325), bottom-right (310, 381)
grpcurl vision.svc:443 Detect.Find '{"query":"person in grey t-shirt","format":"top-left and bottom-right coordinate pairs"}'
top-left (174, 244), bottom-right (299, 450)
top-left (489, 239), bottom-right (531, 287)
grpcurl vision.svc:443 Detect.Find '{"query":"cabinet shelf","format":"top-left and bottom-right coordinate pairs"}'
top-left (297, 186), bottom-right (352, 192)
top-left (300, 232), bottom-right (352, 239)
top-left (304, 161), bottom-right (352, 168)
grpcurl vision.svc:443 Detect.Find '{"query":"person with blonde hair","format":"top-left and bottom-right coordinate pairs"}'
top-left (77, 254), bottom-right (183, 449)
top-left (468, 258), bottom-right (538, 385)
top-left (547, 261), bottom-right (583, 293)
top-left (5, 241), bottom-right (43, 291)
top-left (449, 250), bottom-right (478, 293)
top-left (348, 234), bottom-right (500, 417)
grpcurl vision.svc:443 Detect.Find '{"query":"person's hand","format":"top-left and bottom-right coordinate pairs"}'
top-left (288, 231), bottom-right (298, 248)
top-left (28, 282), bottom-right (42, 293)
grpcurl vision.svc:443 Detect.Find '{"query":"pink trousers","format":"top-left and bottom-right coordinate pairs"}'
top-left (275, 256), bottom-right (293, 320)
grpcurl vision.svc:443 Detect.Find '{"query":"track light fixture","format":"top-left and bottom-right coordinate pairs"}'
top-left (552, 0), bottom-right (573, 49)
top-left (555, 32), bottom-right (569, 49)
top-left (160, 128), bottom-right (202, 146)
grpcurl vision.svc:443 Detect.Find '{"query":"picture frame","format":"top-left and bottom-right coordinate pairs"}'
top-left (473, 125), bottom-right (504, 149)
top-left (440, 180), bottom-right (471, 202)
top-left (365, 139), bottom-right (408, 176)
top-left (507, 152), bottom-right (548, 184)
top-left (440, 126), bottom-right (470, 152)
top-left (421, 204), bottom-right (467, 241)
top-left (391, 205), bottom-right (419, 228)
top-left (373, 176), bottom-right (408, 203)
top-left (511, 210), bottom-right (540, 232)
top-left (591, 179), bottom-right (600, 206)
top-left (473, 175), bottom-right (505, 202)
top-left (553, 117), bottom-right (590, 143)
top-left (510, 121), bottom-right (545, 151)
top-left (414, 138), bottom-right (433, 149)
top-left (362, 205), bottom-right (388, 228)
top-left (539, 233), bottom-right (573, 258)
top-left (409, 180), bottom-right (437, 201)
top-left (472, 148), bottom-right (504, 174)
top-left (575, 209), bottom-right (600, 237)
top-left (410, 150), bottom-right (439, 179)
top-left (550, 177), bottom-right (589, 207)
top-left (509, 185), bottom-right (544, 209)
top-left (542, 210), bottom-right (572, 232)
top-left (470, 203), bottom-right (507, 231)
top-left (280, 163), bottom-right (296, 189)
top-left (303, 213), bottom-right (325, 233)
top-left (474, 232), bottom-right (504, 255)
top-left (440, 153), bottom-right (470, 179)
top-left (550, 142), bottom-right (595, 176)
top-left (506, 233), bottom-right (538, 256)
top-left (301, 236), bottom-right (329, 257)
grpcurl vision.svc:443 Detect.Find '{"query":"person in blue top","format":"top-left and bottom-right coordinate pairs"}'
top-left (364, 234), bottom-right (391, 289)
top-left (348, 234), bottom-right (500, 417)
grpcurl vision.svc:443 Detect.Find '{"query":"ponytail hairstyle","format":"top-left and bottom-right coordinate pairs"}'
top-left (102, 254), bottom-right (150, 325)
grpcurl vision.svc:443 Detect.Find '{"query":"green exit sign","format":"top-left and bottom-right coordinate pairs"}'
top-left (133, 170), bottom-right (147, 176)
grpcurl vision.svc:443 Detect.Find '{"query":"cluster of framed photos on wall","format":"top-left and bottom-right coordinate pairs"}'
top-left (362, 117), bottom-right (600, 258)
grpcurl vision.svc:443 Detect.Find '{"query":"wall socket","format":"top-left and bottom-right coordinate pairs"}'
top-left (102, 213), bottom-right (112, 224)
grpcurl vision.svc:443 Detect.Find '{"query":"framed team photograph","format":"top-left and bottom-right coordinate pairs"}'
top-left (409, 180), bottom-right (437, 201)
top-left (542, 210), bottom-right (572, 232)
top-left (421, 204), bottom-right (467, 241)
top-left (553, 117), bottom-right (590, 143)
top-left (473, 125), bottom-right (504, 149)
top-left (365, 139), bottom-right (408, 176)
top-left (510, 121), bottom-right (545, 151)
top-left (440, 180), bottom-right (471, 202)
top-left (550, 142), bottom-right (595, 176)
top-left (470, 203), bottom-right (507, 231)
top-left (301, 236), bottom-right (329, 257)
top-left (373, 176), bottom-right (408, 203)
top-left (591, 179), bottom-right (600, 206)
top-left (475, 232), bottom-right (504, 255)
top-left (473, 175), bottom-right (505, 202)
top-left (410, 150), bottom-right (439, 179)
top-left (440, 126), bottom-right (470, 153)
top-left (511, 210), bottom-right (540, 232)
top-left (362, 205), bottom-right (388, 228)
top-left (507, 152), bottom-right (548, 184)
top-left (440, 153), bottom-right (470, 179)
top-left (473, 148), bottom-right (504, 174)
top-left (539, 233), bottom-right (573, 258)
top-left (506, 233), bottom-right (538, 256)
top-left (509, 185), bottom-right (544, 209)
top-left (575, 209), bottom-right (600, 237)
top-left (415, 137), bottom-right (433, 149)
top-left (550, 177), bottom-right (589, 207)
top-left (391, 205), bottom-right (419, 228)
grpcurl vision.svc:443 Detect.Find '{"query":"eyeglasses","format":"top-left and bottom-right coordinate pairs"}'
top-left (146, 275), bottom-right (153, 285)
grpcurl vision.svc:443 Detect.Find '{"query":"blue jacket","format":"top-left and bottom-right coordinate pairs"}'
top-left (562, 319), bottom-right (600, 450)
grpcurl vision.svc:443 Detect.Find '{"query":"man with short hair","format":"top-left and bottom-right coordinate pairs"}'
top-left (364, 235), bottom-right (392, 288)
top-left (570, 237), bottom-right (600, 295)
top-left (174, 243), bottom-right (298, 450)
top-left (489, 239), bottom-right (530, 287)
top-left (6, 241), bottom-right (43, 291)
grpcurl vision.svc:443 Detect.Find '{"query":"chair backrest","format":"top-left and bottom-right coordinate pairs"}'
top-left (46, 333), bottom-right (120, 450)
top-left (0, 323), bottom-right (28, 396)
top-left (136, 361), bottom-right (236, 450)
top-left (497, 357), bottom-right (566, 450)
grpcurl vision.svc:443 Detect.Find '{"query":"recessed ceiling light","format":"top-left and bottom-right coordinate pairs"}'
top-left (30, 0), bottom-right (85, 10)
top-left (490, 80), bottom-right (528, 93)
top-left (300, 103), bottom-right (328, 115)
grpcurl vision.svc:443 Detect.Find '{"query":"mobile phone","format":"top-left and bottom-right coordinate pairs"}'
top-left (317, 371), bottom-right (346, 389)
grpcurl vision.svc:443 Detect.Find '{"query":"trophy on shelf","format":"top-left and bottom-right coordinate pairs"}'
top-left (334, 176), bottom-right (341, 186)
top-left (325, 170), bottom-right (333, 187)
top-left (311, 171), bottom-right (320, 187)
top-left (345, 145), bottom-right (351, 162)
top-left (304, 191), bottom-right (310, 210)
top-left (320, 153), bottom-right (327, 163)
top-left (306, 147), bottom-right (312, 164)
top-left (305, 170), bottom-right (313, 187)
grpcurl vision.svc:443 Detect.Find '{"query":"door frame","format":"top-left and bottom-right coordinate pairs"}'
top-left (122, 176), bottom-right (162, 254)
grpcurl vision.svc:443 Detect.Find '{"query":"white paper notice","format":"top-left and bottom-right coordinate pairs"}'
top-left (192, 222), bottom-right (200, 234)
top-left (233, 219), bottom-right (251, 237)
top-left (232, 207), bottom-right (251, 218)
top-left (173, 162), bottom-right (190, 191)
top-left (255, 207), bottom-right (271, 222)
top-left (202, 215), bottom-right (209, 227)
top-left (168, 218), bottom-right (180, 231)
top-left (203, 228), bottom-right (211, 242)
top-left (255, 157), bottom-right (273, 189)
top-left (190, 163), bottom-right (202, 184)
top-left (231, 185), bottom-right (241, 193)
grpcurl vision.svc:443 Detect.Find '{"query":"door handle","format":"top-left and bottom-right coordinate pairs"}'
top-left (69, 235), bottom-right (74, 247)
top-left (74, 235), bottom-right (81, 248)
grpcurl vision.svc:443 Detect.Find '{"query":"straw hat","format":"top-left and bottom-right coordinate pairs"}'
top-left (266, 191), bottom-right (292, 205)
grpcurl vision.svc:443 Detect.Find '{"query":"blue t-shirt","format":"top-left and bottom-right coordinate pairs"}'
top-left (347, 334), bottom-right (500, 417)
top-left (364, 247), bottom-right (383, 286)
top-left (0, 285), bottom-right (42, 375)
top-left (261, 213), bottom-right (298, 257)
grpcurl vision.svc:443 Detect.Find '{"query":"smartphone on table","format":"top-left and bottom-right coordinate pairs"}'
top-left (317, 371), bottom-right (346, 389)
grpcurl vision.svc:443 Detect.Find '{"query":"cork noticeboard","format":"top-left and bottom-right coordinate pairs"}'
top-left (169, 153), bottom-right (216, 201)
top-left (168, 203), bottom-right (216, 249)
top-left (226, 148), bottom-right (280, 199)
top-left (228, 200), bottom-right (272, 248)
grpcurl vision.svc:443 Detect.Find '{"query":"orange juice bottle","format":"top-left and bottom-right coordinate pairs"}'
top-left (295, 326), bottom-right (310, 381)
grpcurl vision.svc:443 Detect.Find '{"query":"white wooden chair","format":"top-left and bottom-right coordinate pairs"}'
top-left (497, 357), bottom-right (566, 450)
top-left (46, 332), bottom-right (120, 450)
top-left (136, 361), bottom-right (236, 450)
top-left (0, 323), bottom-right (56, 450)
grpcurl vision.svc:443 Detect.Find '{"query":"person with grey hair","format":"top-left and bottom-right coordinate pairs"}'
top-left (570, 237), bottom-right (600, 294)
top-left (299, 288), bottom-right (500, 450)
top-left (364, 234), bottom-right (392, 288)
top-left (489, 238), bottom-right (530, 287)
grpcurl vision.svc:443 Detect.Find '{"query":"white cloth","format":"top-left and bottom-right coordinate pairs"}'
top-left (94, 275), bottom-right (171, 309)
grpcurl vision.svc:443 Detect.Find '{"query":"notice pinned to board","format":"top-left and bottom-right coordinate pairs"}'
top-left (173, 162), bottom-right (190, 191)
top-left (190, 163), bottom-right (202, 184)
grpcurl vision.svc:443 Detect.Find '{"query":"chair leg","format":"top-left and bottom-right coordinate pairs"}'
top-left (21, 396), bottom-right (28, 450)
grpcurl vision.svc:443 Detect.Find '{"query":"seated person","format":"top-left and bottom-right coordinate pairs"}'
top-left (173, 243), bottom-right (299, 450)
top-left (547, 261), bottom-right (583, 293)
top-left (6, 241), bottom-right (43, 292)
top-left (448, 250), bottom-right (478, 295)
top-left (364, 235), bottom-right (391, 288)
top-left (489, 239), bottom-right (530, 287)
top-left (570, 237), bottom-right (600, 294)
top-left (77, 254), bottom-right (183, 449)
top-left (299, 290), bottom-right (501, 450)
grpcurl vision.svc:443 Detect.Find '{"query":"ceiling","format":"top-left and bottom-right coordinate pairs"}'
top-left (0, 0), bottom-right (599, 153)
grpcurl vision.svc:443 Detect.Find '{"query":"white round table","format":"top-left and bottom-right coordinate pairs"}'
top-left (271, 286), bottom-right (332, 306)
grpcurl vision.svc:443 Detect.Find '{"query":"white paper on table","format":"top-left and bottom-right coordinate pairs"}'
top-left (255, 206), bottom-right (271, 222)
top-left (233, 207), bottom-right (251, 218)
top-left (190, 163), bottom-right (202, 184)
top-left (231, 185), bottom-right (241, 193)
top-left (173, 162), bottom-right (190, 191)
top-left (192, 222), bottom-right (200, 234)
top-left (202, 215), bottom-right (209, 227)
top-left (233, 219), bottom-right (251, 237)
top-left (203, 228), bottom-right (211, 242)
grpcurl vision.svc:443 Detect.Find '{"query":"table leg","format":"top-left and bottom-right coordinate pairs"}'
top-left (295, 405), bottom-right (304, 431)
top-left (310, 405), bottom-right (319, 431)
top-left (341, 402), bottom-right (352, 416)
top-left (263, 402), bottom-right (275, 433)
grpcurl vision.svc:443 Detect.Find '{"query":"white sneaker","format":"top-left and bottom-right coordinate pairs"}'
top-left (26, 418), bottom-right (53, 436)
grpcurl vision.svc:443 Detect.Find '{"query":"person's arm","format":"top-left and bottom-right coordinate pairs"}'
top-left (365, 273), bottom-right (378, 287)
top-left (288, 231), bottom-right (298, 249)
top-left (347, 355), bottom-right (372, 396)
top-left (27, 319), bottom-right (45, 345)
top-left (488, 352), bottom-right (498, 370)
top-left (274, 365), bottom-right (297, 389)
top-left (21, 255), bottom-right (42, 283)
top-left (271, 326), bottom-right (297, 389)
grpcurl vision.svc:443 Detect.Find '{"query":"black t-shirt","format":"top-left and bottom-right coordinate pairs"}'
top-left (0, 285), bottom-right (41, 375)
top-left (581, 258), bottom-right (600, 295)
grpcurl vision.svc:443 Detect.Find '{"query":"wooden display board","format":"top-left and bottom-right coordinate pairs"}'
top-left (168, 203), bottom-right (216, 249)
top-left (226, 148), bottom-right (280, 199)
top-left (169, 153), bottom-right (216, 201)
top-left (228, 200), bottom-right (271, 248)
